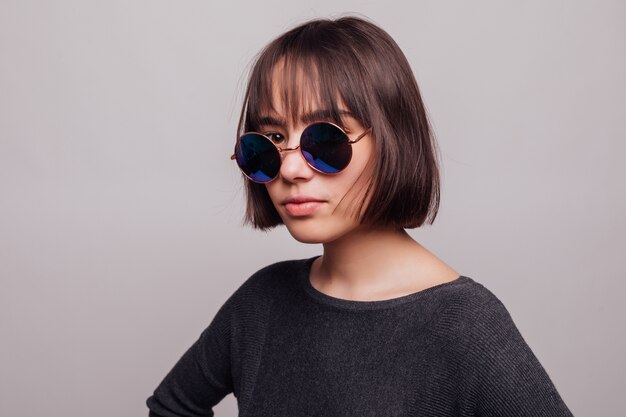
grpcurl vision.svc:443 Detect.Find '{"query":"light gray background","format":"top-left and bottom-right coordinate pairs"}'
top-left (1, 1), bottom-right (623, 416)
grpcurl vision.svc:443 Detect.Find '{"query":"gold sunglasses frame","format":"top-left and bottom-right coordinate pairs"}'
top-left (229, 121), bottom-right (372, 184)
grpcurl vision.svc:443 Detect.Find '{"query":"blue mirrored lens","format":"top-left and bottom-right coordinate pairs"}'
top-left (301, 123), bottom-right (352, 173)
top-left (234, 133), bottom-right (280, 183)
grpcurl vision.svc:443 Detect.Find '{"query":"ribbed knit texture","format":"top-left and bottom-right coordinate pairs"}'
top-left (146, 255), bottom-right (573, 416)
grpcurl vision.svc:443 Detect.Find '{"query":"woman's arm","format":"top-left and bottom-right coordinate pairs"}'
top-left (146, 298), bottom-right (234, 417)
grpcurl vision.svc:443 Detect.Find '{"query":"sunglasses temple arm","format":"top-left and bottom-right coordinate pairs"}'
top-left (349, 127), bottom-right (372, 144)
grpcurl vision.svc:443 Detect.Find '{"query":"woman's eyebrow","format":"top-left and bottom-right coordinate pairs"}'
top-left (257, 109), bottom-right (354, 128)
top-left (256, 115), bottom-right (285, 128)
top-left (301, 109), bottom-right (354, 124)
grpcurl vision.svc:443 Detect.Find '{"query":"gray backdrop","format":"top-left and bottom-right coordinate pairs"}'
top-left (1, 1), bottom-right (624, 416)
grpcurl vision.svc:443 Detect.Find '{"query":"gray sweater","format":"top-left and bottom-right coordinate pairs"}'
top-left (146, 255), bottom-right (574, 416)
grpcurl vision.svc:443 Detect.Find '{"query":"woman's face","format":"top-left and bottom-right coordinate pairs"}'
top-left (261, 69), bottom-right (375, 244)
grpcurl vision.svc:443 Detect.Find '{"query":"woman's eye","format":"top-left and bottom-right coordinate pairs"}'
top-left (265, 132), bottom-right (285, 143)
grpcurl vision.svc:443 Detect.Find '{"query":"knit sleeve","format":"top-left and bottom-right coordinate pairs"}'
top-left (146, 295), bottom-right (234, 417)
top-left (459, 293), bottom-right (574, 416)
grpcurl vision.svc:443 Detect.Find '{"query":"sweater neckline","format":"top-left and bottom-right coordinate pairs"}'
top-left (298, 255), bottom-right (471, 311)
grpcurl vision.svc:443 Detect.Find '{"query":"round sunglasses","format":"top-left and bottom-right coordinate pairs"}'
top-left (230, 121), bottom-right (372, 183)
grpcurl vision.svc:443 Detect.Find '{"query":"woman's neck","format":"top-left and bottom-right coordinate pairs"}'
top-left (310, 225), bottom-right (459, 301)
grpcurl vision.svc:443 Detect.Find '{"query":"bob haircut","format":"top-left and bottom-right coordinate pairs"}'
top-left (234, 15), bottom-right (441, 230)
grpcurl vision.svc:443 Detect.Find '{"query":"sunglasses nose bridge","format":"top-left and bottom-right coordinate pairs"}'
top-left (277, 144), bottom-right (303, 164)
top-left (278, 143), bottom-right (307, 165)
top-left (278, 144), bottom-right (301, 153)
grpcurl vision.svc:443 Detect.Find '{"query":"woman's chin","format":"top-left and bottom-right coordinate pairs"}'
top-left (283, 219), bottom-right (356, 245)
top-left (284, 224), bottom-right (329, 244)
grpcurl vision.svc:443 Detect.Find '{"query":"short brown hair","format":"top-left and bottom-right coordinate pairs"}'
top-left (234, 15), bottom-right (441, 230)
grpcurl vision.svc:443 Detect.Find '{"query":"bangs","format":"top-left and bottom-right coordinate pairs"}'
top-left (241, 47), bottom-right (370, 134)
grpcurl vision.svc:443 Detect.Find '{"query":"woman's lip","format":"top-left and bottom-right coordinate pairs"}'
top-left (284, 201), bottom-right (325, 216)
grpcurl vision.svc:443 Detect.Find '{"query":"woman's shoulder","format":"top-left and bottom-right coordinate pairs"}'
top-left (237, 256), bottom-right (305, 290)
top-left (438, 273), bottom-right (508, 313)
top-left (208, 258), bottom-right (306, 331)
top-left (428, 274), bottom-right (527, 352)
top-left (223, 256), bottom-right (308, 305)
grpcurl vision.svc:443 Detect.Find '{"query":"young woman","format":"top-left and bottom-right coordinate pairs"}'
top-left (147, 16), bottom-right (573, 416)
